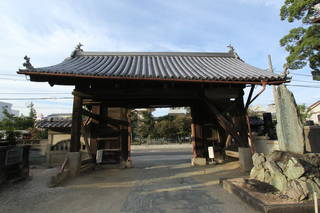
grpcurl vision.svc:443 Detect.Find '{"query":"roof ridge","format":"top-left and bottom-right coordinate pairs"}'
top-left (78, 51), bottom-right (235, 57)
top-left (309, 100), bottom-right (320, 109)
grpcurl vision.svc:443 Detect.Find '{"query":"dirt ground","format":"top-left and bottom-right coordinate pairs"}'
top-left (0, 145), bottom-right (258, 213)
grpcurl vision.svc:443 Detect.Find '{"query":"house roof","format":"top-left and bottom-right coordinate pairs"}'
top-left (309, 101), bottom-right (320, 110)
top-left (18, 45), bottom-right (287, 84)
top-left (35, 117), bottom-right (72, 129)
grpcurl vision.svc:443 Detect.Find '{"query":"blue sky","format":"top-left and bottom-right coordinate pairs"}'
top-left (0, 0), bottom-right (319, 117)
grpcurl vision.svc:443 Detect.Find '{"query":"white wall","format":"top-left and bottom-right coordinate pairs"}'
top-left (310, 104), bottom-right (320, 125)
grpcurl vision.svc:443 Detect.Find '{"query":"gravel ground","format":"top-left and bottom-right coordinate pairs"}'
top-left (0, 146), bottom-right (257, 213)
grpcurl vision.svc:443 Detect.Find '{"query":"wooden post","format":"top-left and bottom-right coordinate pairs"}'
top-left (70, 93), bottom-right (82, 152)
top-left (89, 104), bottom-right (100, 157)
top-left (191, 106), bottom-right (206, 158)
top-left (127, 111), bottom-right (132, 161)
top-left (232, 95), bottom-right (249, 148)
top-left (120, 109), bottom-right (129, 162)
top-left (46, 131), bottom-right (54, 167)
top-left (191, 122), bottom-right (197, 158)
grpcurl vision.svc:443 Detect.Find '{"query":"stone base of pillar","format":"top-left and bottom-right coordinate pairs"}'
top-left (191, 157), bottom-right (207, 166)
top-left (67, 152), bottom-right (81, 177)
top-left (121, 160), bottom-right (133, 168)
top-left (238, 147), bottom-right (253, 172)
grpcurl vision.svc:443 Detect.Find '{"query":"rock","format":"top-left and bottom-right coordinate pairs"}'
top-left (285, 180), bottom-right (308, 201)
top-left (252, 153), bottom-right (265, 169)
top-left (270, 173), bottom-right (287, 191)
top-left (276, 161), bottom-right (286, 171)
top-left (267, 151), bottom-right (285, 162)
top-left (299, 176), bottom-right (307, 181)
top-left (314, 177), bottom-right (320, 187)
top-left (306, 179), bottom-right (320, 199)
top-left (284, 157), bottom-right (305, 180)
top-left (250, 151), bottom-right (320, 201)
top-left (265, 160), bottom-right (282, 174)
top-left (304, 153), bottom-right (320, 167)
top-left (264, 171), bottom-right (272, 184)
top-left (250, 167), bottom-right (265, 181)
top-left (274, 85), bottom-right (305, 154)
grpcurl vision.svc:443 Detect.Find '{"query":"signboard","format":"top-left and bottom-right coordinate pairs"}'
top-left (208, 146), bottom-right (214, 159)
top-left (96, 150), bottom-right (103, 163)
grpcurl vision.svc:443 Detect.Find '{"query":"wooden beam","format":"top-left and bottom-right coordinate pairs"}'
top-left (82, 109), bottom-right (128, 127)
top-left (70, 93), bottom-right (82, 152)
top-left (221, 101), bottom-right (237, 114)
top-left (73, 88), bottom-right (201, 100)
top-left (245, 84), bottom-right (255, 111)
top-left (89, 105), bottom-right (100, 157)
top-left (203, 97), bottom-right (244, 147)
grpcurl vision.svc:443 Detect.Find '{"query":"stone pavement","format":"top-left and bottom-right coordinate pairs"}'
top-left (0, 146), bottom-right (258, 213)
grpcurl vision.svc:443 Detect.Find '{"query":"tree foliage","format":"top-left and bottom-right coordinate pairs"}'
top-left (138, 111), bottom-right (155, 138)
top-left (296, 103), bottom-right (313, 124)
top-left (280, 0), bottom-right (320, 73)
top-left (130, 109), bottom-right (191, 143)
top-left (0, 103), bottom-right (37, 142)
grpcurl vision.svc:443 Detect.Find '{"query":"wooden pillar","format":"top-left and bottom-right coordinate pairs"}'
top-left (232, 95), bottom-right (249, 148)
top-left (89, 104), bottom-right (100, 156)
top-left (191, 106), bottom-right (206, 158)
top-left (127, 111), bottom-right (132, 161)
top-left (70, 93), bottom-right (82, 152)
top-left (120, 108), bottom-right (129, 162)
top-left (191, 122), bottom-right (196, 158)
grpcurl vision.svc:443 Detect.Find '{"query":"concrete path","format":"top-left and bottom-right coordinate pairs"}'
top-left (0, 146), bottom-right (257, 213)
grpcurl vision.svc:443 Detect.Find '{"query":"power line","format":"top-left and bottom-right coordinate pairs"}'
top-left (290, 72), bottom-right (312, 77)
top-left (0, 74), bottom-right (20, 76)
top-left (275, 71), bottom-right (313, 77)
top-left (0, 97), bottom-right (73, 100)
top-left (291, 79), bottom-right (320, 83)
top-left (0, 77), bottom-right (27, 82)
top-left (285, 84), bottom-right (320, 88)
top-left (0, 92), bottom-right (70, 95)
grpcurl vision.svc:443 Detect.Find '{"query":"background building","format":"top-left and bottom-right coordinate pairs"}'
top-left (309, 101), bottom-right (320, 125)
top-left (0, 101), bottom-right (19, 120)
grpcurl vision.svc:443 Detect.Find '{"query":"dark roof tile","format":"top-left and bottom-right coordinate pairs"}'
top-left (20, 51), bottom-right (285, 83)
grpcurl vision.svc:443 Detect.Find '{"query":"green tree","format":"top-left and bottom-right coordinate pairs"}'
top-left (0, 102), bottom-right (38, 142)
top-left (153, 115), bottom-right (191, 142)
top-left (138, 111), bottom-right (155, 139)
top-left (297, 103), bottom-right (313, 124)
top-left (130, 110), bottom-right (138, 140)
top-left (173, 116), bottom-right (191, 142)
top-left (28, 102), bottom-right (37, 125)
top-left (154, 119), bottom-right (177, 140)
top-left (0, 106), bottom-right (21, 142)
top-left (280, 0), bottom-right (320, 77)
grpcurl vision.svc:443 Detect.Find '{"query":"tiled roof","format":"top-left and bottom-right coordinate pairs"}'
top-left (18, 47), bottom-right (286, 83)
top-left (35, 117), bottom-right (72, 129)
top-left (309, 101), bottom-right (320, 109)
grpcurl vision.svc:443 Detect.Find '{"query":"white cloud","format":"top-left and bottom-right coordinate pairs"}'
top-left (0, 0), bottom-right (318, 118)
top-left (238, 0), bottom-right (283, 8)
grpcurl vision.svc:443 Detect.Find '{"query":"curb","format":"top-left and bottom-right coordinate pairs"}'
top-left (222, 178), bottom-right (317, 213)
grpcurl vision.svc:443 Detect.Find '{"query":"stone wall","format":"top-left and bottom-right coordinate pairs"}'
top-left (250, 151), bottom-right (320, 201)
